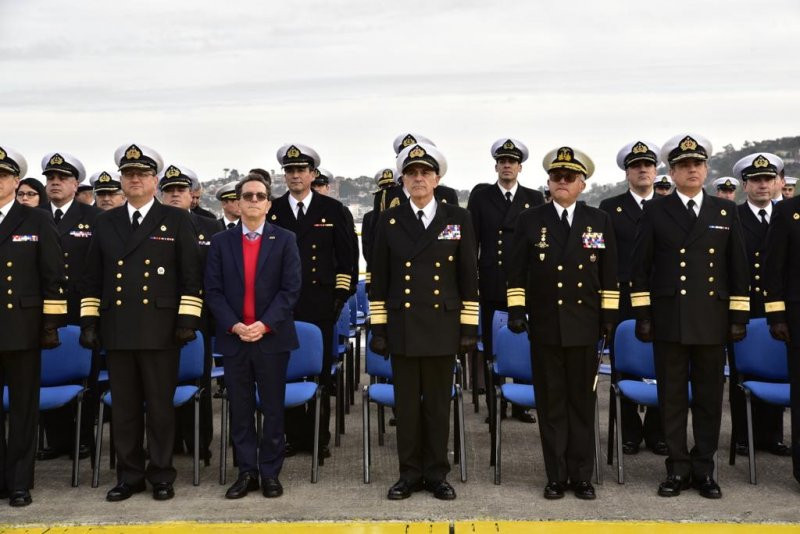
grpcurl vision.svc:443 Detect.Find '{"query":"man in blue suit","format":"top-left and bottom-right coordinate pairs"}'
top-left (205, 173), bottom-right (301, 499)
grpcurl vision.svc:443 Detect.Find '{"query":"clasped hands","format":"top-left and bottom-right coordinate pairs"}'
top-left (232, 321), bottom-right (267, 343)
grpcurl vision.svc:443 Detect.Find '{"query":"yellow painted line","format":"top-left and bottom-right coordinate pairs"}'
top-left (457, 521), bottom-right (800, 533)
top-left (0, 522), bottom-right (449, 534)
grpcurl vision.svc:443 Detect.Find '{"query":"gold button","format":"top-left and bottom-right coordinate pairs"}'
top-left (497, 250), bottom-right (502, 255)
top-left (312, 256), bottom-right (317, 260)
top-left (143, 285), bottom-right (148, 291)
top-left (6, 303), bottom-right (12, 309)
top-left (448, 256), bottom-right (454, 261)
top-left (754, 263), bottom-right (760, 269)
top-left (434, 289), bottom-right (440, 295)
top-left (435, 262), bottom-right (441, 268)
top-left (577, 300), bottom-right (583, 304)
top-left (405, 275), bottom-right (411, 281)
top-left (680, 248), bottom-right (686, 254)
top-left (709, 248), bottom-right (715, 254)
top-left (404, 302), bottom-right (411, 309)
top-left (498, 261), bottom-right (503, 266)
top-left (312, 280), bottom-right (317, 285)
top-left (755, 287), bottom-right (760, 292)
top-left (5, 261), bottom-right (11, 267)
top-left (116, 273), bottom-right (122, 279)
top-left (434, 275), bottom-right (440, 281)
top-left (312, 268), bottom-right (316, 272)
top-left (680, 275), bottom-right (686, 281)
top-left (116, 286), bottom-right (122, 292)
top-left (708, 277), bottom-right (714, 282)
top-left (709, 291), bottom-right (715, 296)
top-left (498, 230), bottom-right (503, 235)
top-left (144, 272), bottom-right (150, 278)
top-left (145, 259), bottom-right (151, 265)
top-left (709, 262), bottom-right (714, 268)
top-left (577, 282), bottom-right (583, 288)
top-left (6, 289), bottom-right (11, 295)
top-left (405, 261), bottom-right (411, 267)
top-left (755, 252), bottom-right (760, 257)
top-left (680, 262), bottom-right (686, 267)
top-left (115, 300), bottom-right (122, 306)
top-left (558, 299), bottom-right (563, 305)
top-left (64, 264), bottom-right (69, 269)
top-left (117, 260), bottom-right (124, 266)
top-left (434, 304), bottom-right (440, 309)
top-left (754, 275), bottom-right (760, 280)
top-left (64, 252), bottom-right (68, 258)
top-left (404, 289), bottom-right (410, 295)
top-left (497, 240), bottom-right (503, 245)
top-left (557, 282), bottom-right (563, 288)
top-left (578, 264), bottom-right (583, 270)
top-left (680, 289), bottom-right (687, 295)
top-left (142, 299), bottom-right (149, 305)
top-left (312, 244), bottom-right (317, 249)
top-left (557, 265), bottom-right (563, 271)
top-left (6, 275), bottom-right (11, 282)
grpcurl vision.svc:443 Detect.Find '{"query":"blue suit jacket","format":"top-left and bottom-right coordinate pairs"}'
top-left (204, 222), bottom-right (301, 356)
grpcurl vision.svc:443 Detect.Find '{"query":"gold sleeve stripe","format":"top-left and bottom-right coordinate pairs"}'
top-left (365, 272), bottom-right (371, 283)
top-left (600, 290), bottom-right (620, 296)
top-left (729, 296), bottom-right (750, 301)
top-left (765, 301), bottom-right (786, 313)
top-left (181, 296), bottom-right (204, 305)
top-left (80, 305), bottom-right (100, 317)
top-left (729, 300), bottom-right (750, 312)
top-left (371, 313), bottom-right (387, 325)
top-left (178, 304), bottom-right (203, 317)
top-left (43, 300), bottom-right (68, 315)
top-left (508, 296), bottom-right (525, 307)
top-left (460, 313), bottom-right (479, 326)
top-left (601, 298), bottom-right (619, 310)
top-left (630, 292), bottom-right (650, 307)
top-left (81, 297), bottom-right (101, 305)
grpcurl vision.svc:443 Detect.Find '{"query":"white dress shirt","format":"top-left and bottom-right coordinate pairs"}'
top-left (748, 201), bottom-right (772, 223)
top-left (410, 196), bottom-right (437, 229)
top-left (552, 200), bottom-right (577, 226)
top-left (497, 181), bottom-right (519, 202)
top-left (127, 197), bottom-right (155, 224)
top-left (675, 189), bottom-right (703, 217)
top-left (289, 191), bottom-right (312, 219)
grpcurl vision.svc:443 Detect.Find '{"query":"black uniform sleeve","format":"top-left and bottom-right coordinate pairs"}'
top-left (79, 215), bottom-right (104, 328)
top-left (630, 203), bottom-right (655, 321)
top-left (175, 210), bottom-right (204, 330)
top-left (333, 203), bottom-right (356, 301)
top-left (726, 207), bottom-right (751, 325)
top-left (368, 211), bottom-right (390, 338)
top-left (457, 210), bottom-right (479, 337)
top-left (598, 210), bottom-right (619, 326)
top-left (506, 211), bottom-right (530, 323)
top-left (38, 214), bottom-right (67, 329)
top-left (764, 200), bottom-right (790, 324)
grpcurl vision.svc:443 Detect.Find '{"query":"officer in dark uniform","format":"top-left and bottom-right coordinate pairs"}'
top-left (631, 133), bottom-right (749, 499)
top-left (37, 151), bottom-right (101, 461)
top-left (599, 141), bottom-right (666, 456)
top-left (507, 146), bottom-right (617, 500)
top-left (314, 168), bottom-right (360, 295)
top-left (267, 144), bottom-right (354, 460)
top-left (158, 164), bottom-right (224, 461)
top-left (369, 142), bottom-right (478, 501)
top-left (467, 138), bottom-right (543, 424)
top-left (190, 180), bottom-right (216, 219)
top-left (363, 168), bottom-right (399, 287)
top-left (91, 171), bottom-right (126, 211)
top-left (654, 175), bottom-right (673, 196)
top-left (0, 146), bottom-right (67, 507)
top-left (765, 164), bottom-right (800, 485)
top-left (713, 177), bottom-right (739, 201)
top-left (216, 182), bottom-right (240, 228)
top-left (728, 154), bottom-right (789, 457)
top-left (80, 143), bottom-right (203, 502)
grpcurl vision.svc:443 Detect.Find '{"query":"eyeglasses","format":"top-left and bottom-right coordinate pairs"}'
top-left (549, 173), bottom-right (581, 184)
top-left (16, 191), bottom-right (39, 198)
top-left (241, 192), bottom-right (268, 202)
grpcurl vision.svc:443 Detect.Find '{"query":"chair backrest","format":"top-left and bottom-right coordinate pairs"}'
top-left (336, 302), bottom-right (351, 336)
top-left (287, 321), bottom-right (323, 381)
top-left (178, 331), bottom-right (205, 383)
top-left (734, 318), bottom-right (788, 381)
top-left (40, 325), bottom-right (93, 387)
top-left (365, 333), bottom-right (392, 380)
top-left (348, 294), bottom-right (359, 324)
top-left (613, 319), bottom-right (655, 379)
top-left (356, 279), bottom-right (368, 315)
top-left (491, 310), bottom-right (509, 356)
top-left (493, 326), bottom-right (532, 381)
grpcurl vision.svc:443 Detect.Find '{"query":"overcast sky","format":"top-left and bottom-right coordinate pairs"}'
top-left (2, 0), bottom-right (799, 190)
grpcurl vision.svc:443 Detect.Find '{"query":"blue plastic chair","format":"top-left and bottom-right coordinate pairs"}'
top-left (733, 317), bottom-right (789, 484)
top-left (334, 302), bottom-right (351, 424)
top-left (92, 333), bottom-right (206, 488)
top-left (361, 333), bottom-right (466, 484)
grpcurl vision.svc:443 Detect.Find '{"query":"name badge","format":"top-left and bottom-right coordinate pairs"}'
top-left (438, 224), bottom-right (461, 240)
top-left (12, 234), bottom-right (38, 242)
top-left (582, 231), bottom-right (605, 249)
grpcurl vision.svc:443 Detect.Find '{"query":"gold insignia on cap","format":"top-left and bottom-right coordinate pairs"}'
top-left (409, 146), bottom-right (426, 159)
top-left (160, 225), bottom-right (167, 231)
top-left (382, 169), bottom-right (393, 179)
top-left (402, 134), bottom-right (416, 147)
top-left (99, 172), bottom-right (111, 183)
top-left (0, 148), bottom-right (5, 160)
top-left (753, 155), bottom-right (769, 168)
top-left (557, 147), bottom-right (573, 162)
top-left (125, 145), bottom-right (142, 160)
top-left (49, 154), bottom-right (64, 165)
top-left (632, 142), bottom-right (648, 154)
top-left (503, 140), bottom-right (515, 150)
top-left (287, 146), bottom-right (300, 159)
top-left (721, 209), bottom-right (727, 216)
top-left (679, 136), bottom-right (698, 152)
top-left (165, 165), bottom-right (181, 178)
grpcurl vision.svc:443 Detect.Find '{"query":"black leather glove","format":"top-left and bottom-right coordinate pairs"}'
top-left (40, 327), bottom-right (61, 350)
top-left (174, 327), bottom-right (197, 347)
top-left (507, 318), bottom-right (528, 334)
top-left (600, 323), bottom-right (615, 340)
top-left (79, 324), bottom-right (101, 350)
top-left (369, 335), bottom-right (389, 358)
top-left (459, 335), bottom-right (478, 354)
top-left (333, 298), bottom-right (345, 319)
top-left (635, 319), bottom-right (653, 343)
top-left (770, 322), bottom-right (791, 343)
top-left (729, 323), bottom-right (747, 343)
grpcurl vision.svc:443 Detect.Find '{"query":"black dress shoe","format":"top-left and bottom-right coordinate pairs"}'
top-left (764, 442), bottom-right (792, 457)
top-left (649, 441), bottom-right (669, 456)
top-left (261, 477), bottom-right (283, 498)
top-left (622, 441), bottom-right (640, 455)
top-left (735, 442), bottom-right (749, 456)
top-left (9, 490), bottom-right (31, 507)
top-left (426, 480), bottom-right (456, 500)
top-left (152, 482), bottom-right (175, 501)
top-left (36, 446), bottom-right (62, 461)
top-left (68, 444), bottom-right (92, 460)
top-left (284, 442), bottom-right (297, 457)
top-left (543, 481), bottom-right (566, 500)
top-left (657, 474), bottom-right (691, 497)
top-left (319, 445), bottom-right (331, 459)
top-left (389, 417), bottom-right (397, 426)
top-left (387, 479), bottom-right (422, 500)
top-left (512, 410), bottom-right (536, 424)
top-left (106, 481), bottom-right (146, 502)
top-left (225, 473), bottom-right (259, 499)
top-left (693, 475), bottom-right (722, 499)
top-left (571, 481), bottom-right (596, 500)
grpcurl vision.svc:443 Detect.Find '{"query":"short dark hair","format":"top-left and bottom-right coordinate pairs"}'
top-left (235, 173), bottom-right (272, 199)
top-left (248, 168), bottom-right (272, 185)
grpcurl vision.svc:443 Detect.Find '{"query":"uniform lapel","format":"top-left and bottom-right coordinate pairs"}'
top-left (662, 192), bottom-right (692, 235)
top-left (564, 202), bottom-right (587, 259)
top-left (547, 202), bottom-right (568, 249)
top-left (396, 203), bottom-right (423, 244)
top-left (0, 202), bottom-right (24, 247)
top-left (256, 222), bottom-right (275, 275)
top-left (57, 201), bottom-right (82, 236)
top-left (109, 205), bottom-right (132, 244)
top-left (684, 192), bottom-right (714, 247)
top-left (739, 203), bottom-right (765, 242)
top-left (293, 191), bottom-right (318, 240)
top-left (622, 191), bottom-right (644, 224)
top-left (502, 187), bottom-right (531, 227)
top-left (122, 200), bottom-right (163, 258)
top-left (409, 203), bottom-right (448, 259)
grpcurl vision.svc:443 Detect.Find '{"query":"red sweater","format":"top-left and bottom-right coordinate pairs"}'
top-left (242, 233), bottom-right (269, 333)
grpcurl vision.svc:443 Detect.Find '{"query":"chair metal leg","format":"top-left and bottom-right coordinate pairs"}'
top-left (92, 399), bottom-right (104, 488)
top-left (219, 393), bottom-right (227, 485)
top-left (472, 349), bottom-right (480, 413)
top-left (494, 386), bottom-right (502, 485)
top-left (193, 394), bottom-right (200, 486)
top-left (347, 344), bottom-right (355, 406)
top-left (594, 397), bottom-right (602, 485)
top-left (487, 360), bottom-right (496, 467)
top-left (72, 393), bottom-right (84, 487)
top-left (377, 405), bottom-right (385, 447)
top-left (355, 331), bottom-right (362, 388)
top-left (607, 385), bottom-right (616, 466)
top-left (613, 385), bottom-right (624, 484)
top-left (457, 385), bottom-right (467, 483)
top-left (745, 390), bottom-right (757, 484)
top-left (339, 362), bottom-right (346, 435)
top-left (452, 394), bottom-right (459, 466)
top-left (311, 389), bottom-right (321, 483)
top-left (362, 386), bottom-right (370, 484)
top-left (335, 365), bottom-right (342, 447)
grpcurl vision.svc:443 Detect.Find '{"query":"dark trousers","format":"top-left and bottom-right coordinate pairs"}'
top-left (285, 320), bottom-right (333, 449)
top-left (391, 354), bottom-right (453, 484)
top-left (653, 342), bottom-right (725, 478)
top-left (106, 349), bottom-right (179, 486)
top-left (0, 350), bottom-right (40, 491)
top-left (531, 343), bottom-right (596, 483)
top-left (225, 344), bottom-right (289, 479)
top-left (728, 343), bottom-right (784, 447)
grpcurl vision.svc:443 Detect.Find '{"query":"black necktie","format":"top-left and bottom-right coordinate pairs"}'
top-left (296, 202), bottom-right (305, 223)
top-left (561, 208), bottom-right (570, 233)
top-left (417, 209), bottom-right (425, 229)
top-left (227, 222), bottom-right (236, 229)
top-left (687, 199), bottom-right (697, 224)
top-left (640, 199), bottom-right (646, 209)
top-left (505, 191), bottom-right (512, 205)
top-left (131, 210), bottom-right (141, 230)
top-left (54, 208), bottom-right (63, 224)
top-left (759, 208), bottom-right (769, 228)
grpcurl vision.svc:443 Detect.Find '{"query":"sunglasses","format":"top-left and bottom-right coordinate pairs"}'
top-left (16, 191), bottom-right (39, 198)
top-left (549, 173), bottom-right (581, 184)
top-left (241, 192), bottom-right (268, 202)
